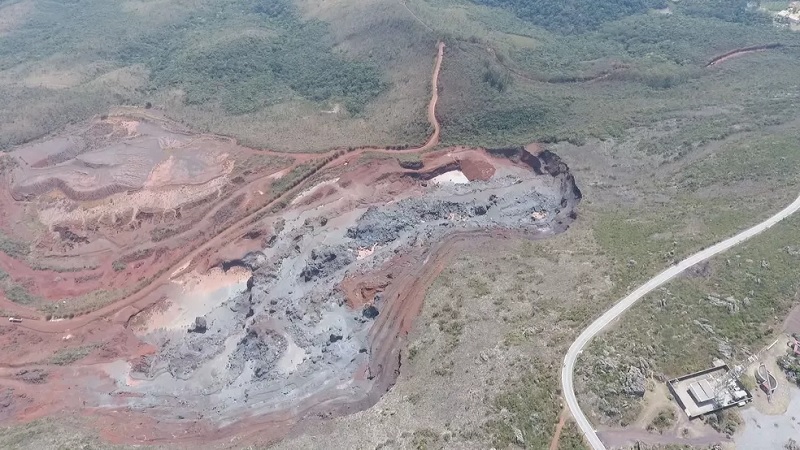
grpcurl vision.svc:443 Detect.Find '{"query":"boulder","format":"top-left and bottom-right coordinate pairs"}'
top-left (190, 316), bottom-right (207, 333)
top-left (363, 305), bottom-right (379, 319)
top-left (622, 366), bottom-right (646, 397)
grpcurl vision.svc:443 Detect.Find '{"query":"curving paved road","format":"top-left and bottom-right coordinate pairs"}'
top-left (562, 193), bottom-right (800, 450)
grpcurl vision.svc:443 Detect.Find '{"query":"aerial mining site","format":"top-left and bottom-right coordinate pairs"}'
top-left (0, 45), bottom-right (581, 447)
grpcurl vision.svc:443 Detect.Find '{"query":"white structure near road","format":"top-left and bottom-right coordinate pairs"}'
top-left (562, 193), bottom-right (800, 450)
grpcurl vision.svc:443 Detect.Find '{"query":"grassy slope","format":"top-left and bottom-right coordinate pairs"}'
top-left (0, 417), bottom-right (162, 450)
top-left (0, 0), bottom-right (435, 152)
top-left (574, 128), bottom-right (800, 426)
top-left (412, 0), bottom-right (800, 148)
top-left (388, 0), bottom-right (800, 436)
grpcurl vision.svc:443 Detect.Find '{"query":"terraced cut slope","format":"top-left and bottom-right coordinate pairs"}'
top-left (0, 43), bottom-right (581, 447)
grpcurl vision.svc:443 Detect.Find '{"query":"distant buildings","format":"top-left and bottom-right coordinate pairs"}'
top-left (776, 2), bottom-right (800, 24)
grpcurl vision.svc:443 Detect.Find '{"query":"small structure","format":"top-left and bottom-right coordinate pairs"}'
top-left (791, 336), bottom-right (800, 356)
top-left (667, 361), bottom-right (752, 419)
top-left (688, 378), bottom-right (716, 406)
top-left (777, 2), bottom-right (800, 24)
top-left (755, 362), bottom-right (778, 401)
top-left (7, 317), bottom-right (21, 323)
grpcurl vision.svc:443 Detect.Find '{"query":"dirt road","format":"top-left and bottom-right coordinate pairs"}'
top-left (0, 42), bottom-right (447, 334)
top-left (706, 43), bottom-right (782, 67)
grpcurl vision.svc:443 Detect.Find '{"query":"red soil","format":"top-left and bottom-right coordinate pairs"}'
top-left (0, 41), bottom-right (579, 447)
top-left (706, 43), bottom-right (782, 67)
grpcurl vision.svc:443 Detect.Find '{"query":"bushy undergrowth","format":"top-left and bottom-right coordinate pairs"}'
top-left (0, 0), bottom-right (387, 149)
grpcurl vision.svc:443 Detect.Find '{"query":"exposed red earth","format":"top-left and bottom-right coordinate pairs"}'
top-left (706, 43), bottom-right (783, 67)
top-left (0, 42), bottom-right (582, 447)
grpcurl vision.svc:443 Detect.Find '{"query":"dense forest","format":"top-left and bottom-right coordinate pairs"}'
top-left (121, 0), bottom-right (387, 115)
top-left (0, 0), bottom-right (390, 149)
top-left (469, 0), bottom-right (667, 33)
top-left (469, 0), bottom-right (765, 33)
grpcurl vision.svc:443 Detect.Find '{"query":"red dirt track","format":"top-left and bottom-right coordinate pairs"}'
top-left (706, 43), bottom-right (782, 67)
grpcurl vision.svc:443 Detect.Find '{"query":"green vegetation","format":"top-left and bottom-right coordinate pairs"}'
top-left (578, 165), bottom-right (800, 425)
top-left (3, 0), bottom-right (800, 447)
top-left (111, 260), bottom-right (127, 272)
top-left (0, 417), bottom-right (159, 450)
top-left (702, 409), bottom-right (742, 436)
top-left (0, 232), bottom-right (30, 259)
top-left (0, 246), bottom-right (42, 306)
top-left (48, 345), bottom-right (98, 366)
top-left (470, 0), bottom-right (666, 33)
top-left (557, 420), bottom-right (590, 450)
top-left (0, 154), bottom-right (18, 175)
top-left (410, 428), bottom-right (443, 449)
top-left (681, 133), bottom-right (800, 189)
top-left (778, 334), bottom-right (800, 385)
top-left (3, 283), bottom-right (39, 305)
top-left (762, 1), bottom-right (791, 12)
top-left (359, 151), bottom-right (425, 169)
top-left (3, 0), bottom-right (791, 154)
top-left (270, 162), bottom-right (320, 194)
top-left (484, 366), bottom-right (563, 448)
top-left (40, 287), bottom-right (128, 318)
top-left (679, 0), bottom-right (768, 23)
top-left (150, 223), bottom-right (192, 243)
top-left (423, 0), bottom-right (800, 147)
top-left (0, 0), bottom-right (418, 152)
top-left (234, 153), bottom-right (293, 177)
top-left (647, 408), bottom-right (676, 434)
top-left (148, 7), bottom-right (386, 116)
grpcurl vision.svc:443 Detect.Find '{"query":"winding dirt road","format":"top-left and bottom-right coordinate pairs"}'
top-left (562, 193), bottom-right (800, 450)
top-left (0, 42), bottom-right (447, 335)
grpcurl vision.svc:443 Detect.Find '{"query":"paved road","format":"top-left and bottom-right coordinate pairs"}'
top-left (561, 193), bottom-right (800, 450)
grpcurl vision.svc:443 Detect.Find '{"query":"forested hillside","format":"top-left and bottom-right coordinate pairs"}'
top-left (470, 0), bottom-right (765, 33)
top-left (470, 0), bottom-right (666, 32)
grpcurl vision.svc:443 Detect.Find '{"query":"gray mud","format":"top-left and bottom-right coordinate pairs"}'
top-left (101, 151), bottom-right (581, 429)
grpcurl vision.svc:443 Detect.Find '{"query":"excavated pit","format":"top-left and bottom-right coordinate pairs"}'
top-left (88, 147), bottom-right (581, 443)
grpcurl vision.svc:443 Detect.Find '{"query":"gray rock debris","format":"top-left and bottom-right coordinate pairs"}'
top-left (300, 245), bottom-right (353, 282)
top-left (188, 316), bottom-right (207, 333)
top-left (346, 200), bottom-right (469, 247)
top-left (164, 333), bottom-right (227, 380)
top-left (705, 294), bottom-right (739, 314)
top-left (622, 366), bottom-right (646, 397)
top-left (716, 339), bottom-right (733, 359)
top-left (694, 319), bottom-right (715, 334)
top-left (228, 328), bottom-right (287, 380)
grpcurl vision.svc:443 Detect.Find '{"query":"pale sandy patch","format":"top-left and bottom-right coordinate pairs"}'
top-left (37, 176), bottom-right (227, 227)
top-left (277, 337), bottom-right (307, 375)
top-left (0, 0), bottom-right (34, 37)
top-left (291, 177), bottom-right (339, 205)
top-left (431, 170), bottom-right (470, 185)
top-left (144, 266), bottom-right (251, 332)
top-left (356, 244), bottom-right (377, 260)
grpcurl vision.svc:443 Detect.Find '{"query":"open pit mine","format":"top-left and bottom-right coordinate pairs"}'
top-left (0, 116), bottom-right (580, 445)
top-left (0, 44), bottom-right (581, 447)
